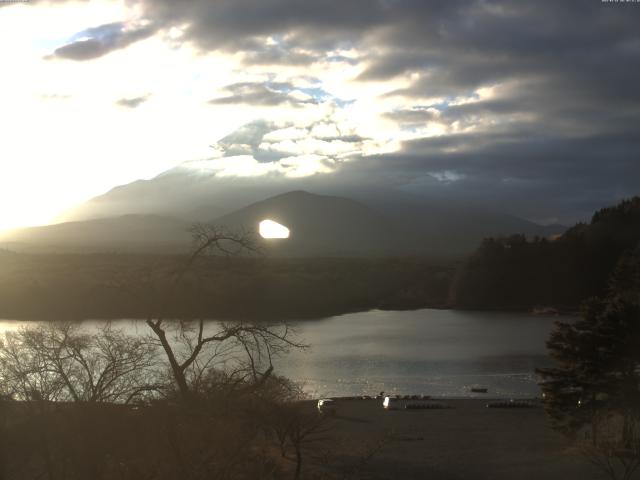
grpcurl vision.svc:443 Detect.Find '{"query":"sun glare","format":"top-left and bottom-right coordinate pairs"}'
top-left (259, 219), bottom-right (290, 239)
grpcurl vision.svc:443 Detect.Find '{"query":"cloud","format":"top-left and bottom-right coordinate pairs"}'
top-left (134, 0), bottom-right (384, 53)
top-left (209, 81), bottom-right (316, 107)
top-left (7, 0), bottom-right (640, 226)
top-left (211, 120), bottom-right (281, 162)
top-left (384, 107), bottom-right (441, 125)
top-left (116, 95), bottom-right (150, 109)
top-left (241, 45), bottom-right (320, 66)
top-left (336, 126), bottom-right (640, 224)
top-left (50, 21), bottom-right (155, 61)
top-left (205, 117), bottom-right (366, 165)
top-left (113, 1), bottom-right (639, 137)
top-left (40, 94), bottom-right (71, 101)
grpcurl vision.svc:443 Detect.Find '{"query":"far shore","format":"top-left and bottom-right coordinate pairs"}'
top-left (0, 304), bottom-right (580, 324)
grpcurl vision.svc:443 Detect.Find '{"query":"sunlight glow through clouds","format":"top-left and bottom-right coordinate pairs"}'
top-left (0, 0), bottom-right (627, 229)
top-left (0, 1), bottom-right (464, 232)
top-left (0, 2), bottom-right (247, 230)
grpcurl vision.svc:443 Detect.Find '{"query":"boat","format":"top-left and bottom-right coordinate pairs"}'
top-left (383, 396), bottom-right (447, 410)
top-left (531, 306), bottom-right (560, 315)
top-left (486, 399), bottom-right (535, 409)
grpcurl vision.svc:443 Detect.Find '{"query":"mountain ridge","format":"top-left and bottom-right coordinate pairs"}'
top-left (1, 190), bottom-right (565, 257)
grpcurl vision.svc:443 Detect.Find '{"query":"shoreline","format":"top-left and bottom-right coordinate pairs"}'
top-left (0, 304), bottom-right (578, 323)
top-left (302, 397), bottom-right (601, 479)
top-left (323, 395), bottom-right (544, 402)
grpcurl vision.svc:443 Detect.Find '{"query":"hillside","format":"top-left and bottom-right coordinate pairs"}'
top-left (0, 215), bottom-right (192, 253)
top-left (362, 193), bottom-right (564, 254)
top-left (45, 159), bottom-right (566, 257)
top-left (2, 189), bottom-right (564, 257)
top-left (213, 190), bottom-right (406, 257)
top-left (449, 197), bottom-right (640, 310)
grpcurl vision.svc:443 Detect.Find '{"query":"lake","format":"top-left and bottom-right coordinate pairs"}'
top-left (0, 308), bottom-right (565, 399)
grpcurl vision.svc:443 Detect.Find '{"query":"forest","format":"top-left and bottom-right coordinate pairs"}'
top-left (0, 251), bottom-right (454, 321)
top-left (449, 197), bottom-right (640, 311)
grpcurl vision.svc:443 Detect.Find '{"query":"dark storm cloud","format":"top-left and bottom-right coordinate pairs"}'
top-left (116, 95), bottom-right (150, 109)
top-left (50, 22), bottom-right (155, 61)
top-left (134, 0), bottom-right (385, 51)
top-left (123, 0), bottom-right (639, 112)
top-left (339, 126), bottom-right (640, 224)
top-left (209, 82), bottom-right (315, 107)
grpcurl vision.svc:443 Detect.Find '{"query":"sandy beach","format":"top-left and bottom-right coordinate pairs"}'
top-left (305, 398), bottom-right (604, 480)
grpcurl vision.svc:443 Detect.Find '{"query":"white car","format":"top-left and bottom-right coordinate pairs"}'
top-left (383, 396), bottom-right (397, 409)
top-left (317, 398), bottom-right (336, 415)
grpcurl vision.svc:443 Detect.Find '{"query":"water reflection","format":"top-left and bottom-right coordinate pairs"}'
top-left (0, 309), bottom-right (566, 398)
top-left (276, 309), bottom-right (563, 398)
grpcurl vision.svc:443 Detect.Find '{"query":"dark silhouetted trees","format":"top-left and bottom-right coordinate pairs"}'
top-left (537, 244), bottom-right (640, 480)
top-left (0, 323), bottom-right (161, 404)
top-left (0, 254), bottom-right (454, 321)
top-left (450, 197), bottom-right (640, 310)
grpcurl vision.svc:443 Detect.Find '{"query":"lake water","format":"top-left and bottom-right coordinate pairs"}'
top-left (0, 309), bottom-right (565, 399)
top-left (278, 309), bottom-right (562, 398)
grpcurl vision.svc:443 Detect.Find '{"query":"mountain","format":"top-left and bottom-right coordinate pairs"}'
top-left (5, 192), bottom-right (407, 256)
top-left (212, 190), bottom-right (404, 257)
top-left (0, 215), bottom-right (192, 253)
top-left (55, 170), bottom-right (237, 223)
top-left (360, 193), bottom-right (565, 254)
top-left (2, 189), bottom-right (565, 257)
top-left (51, 117), bottom-right (567, 255)
top-left (51, 157), bottom-right (566, 256)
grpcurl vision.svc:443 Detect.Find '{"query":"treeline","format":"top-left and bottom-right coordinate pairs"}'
top-left (449, 197), bottom-right (640, 310)
top-left (536, 236), bottom-right (640, 480)
top-left (0, 252), bottom-right (455, 321)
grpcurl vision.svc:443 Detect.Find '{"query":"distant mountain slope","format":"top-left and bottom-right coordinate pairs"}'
top-left (2, 191), bottom-right (408, 257)
top-left (0, 215), bottom-right (192, 253)
top-left (361, 194), bottom-right (565, 255)
top-left (212, 190), bottom-right (404, 257)
top-left (55, 166), bottom-right (285, 223)
top-left (54, 155), bottom-right (566, 256)
top-left (5, 187), bottom-right (565, 256)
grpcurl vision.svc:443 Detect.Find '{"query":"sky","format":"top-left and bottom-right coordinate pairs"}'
top-left (0, 0), bottom-right (639, 231)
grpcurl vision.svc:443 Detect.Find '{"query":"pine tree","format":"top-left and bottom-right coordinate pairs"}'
top-left (537, 244), bottom-right (640, 479)
top-left (537, 296), bottom-right (639, 436)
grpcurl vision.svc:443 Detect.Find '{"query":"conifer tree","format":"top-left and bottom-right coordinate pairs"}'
top-left (537, 244), bottom-right (640, 479)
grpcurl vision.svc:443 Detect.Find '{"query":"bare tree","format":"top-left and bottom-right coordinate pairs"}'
top-left (140, 223), bottom-right (306, 399)
top-left (0, 328), bottom-right (65, 403)
top-left (580, 413), bottom-right (640, 480)
top-left (285, 406), bottom-right (334, 480)
top-left (147, 319), bottom-right (304, 399)
top-left (0, 323), bottom-right (161, 404)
